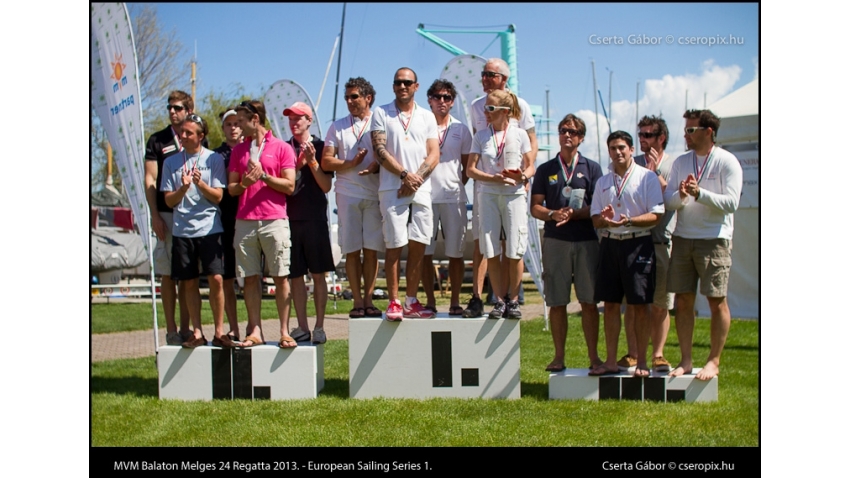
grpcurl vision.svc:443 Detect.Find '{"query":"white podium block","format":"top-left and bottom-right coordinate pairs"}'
top-left (157, 342), bottom-right (324, 401)
top-left (549, 368), bottom-right (717, 402)
top-left (349, 317), bottom-right (520, 399)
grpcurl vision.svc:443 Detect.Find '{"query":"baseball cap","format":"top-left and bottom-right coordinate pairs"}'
top-left (283, 101), bottom-right (313, 119)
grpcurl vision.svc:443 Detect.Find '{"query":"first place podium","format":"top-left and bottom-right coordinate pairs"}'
top-left (348, 316), bottom-right (520, 399)
top-left (157, 342), bottom-right (324, 401)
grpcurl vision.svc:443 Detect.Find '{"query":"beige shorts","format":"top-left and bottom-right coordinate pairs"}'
top-left (234, 218), bottom-right (291, 278)
top-left (478, 193), bottom-right (528, 260)
top-left (668, 236), bottom-right (732, 298)
top-left (152, 212), bottom-right (174, 276)
top-left (379, 190), bottom-right (432, 249)
top-left (336, 193), bottom-right (385, 254)
top-left (653, 242), bottom-right (674, 309)
top-left (425, 202), bottom-right (467, 257)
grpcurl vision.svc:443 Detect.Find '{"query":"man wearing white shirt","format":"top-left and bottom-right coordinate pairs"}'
top-left (664, 110), bottom-right (743, 381)
top-left (322, 77), bottom-right (385, 319)
top-left (370, 68), bottom-right (440, 320)
top-left (420, 79), bottom-right (472, 316)
top-left (590, 131), bottom-right (664, 377)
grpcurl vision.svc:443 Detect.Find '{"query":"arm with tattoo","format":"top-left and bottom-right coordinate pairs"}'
top-left (370, 130), bottom-right (404, 176)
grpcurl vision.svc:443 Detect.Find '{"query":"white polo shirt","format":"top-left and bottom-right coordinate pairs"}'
top-left (371, 100), bottom-right (438, 196)
top-left (430, 115), bottom-right (472, 204)
top-left (591, 160), bottom-right (665, 234)
top-left (471, 124), bottom-right (531, 196)
top-left (324, 113), bottom-right (380, 200)
top-left (470, 93), bottom-right (535, 133)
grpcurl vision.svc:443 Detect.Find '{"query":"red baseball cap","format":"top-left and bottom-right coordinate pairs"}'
top-left (283, 101), bottom-right (313, 119)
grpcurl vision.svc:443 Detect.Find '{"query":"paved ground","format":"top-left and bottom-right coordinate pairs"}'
top-left (90, 301), bottom-right (589, 363)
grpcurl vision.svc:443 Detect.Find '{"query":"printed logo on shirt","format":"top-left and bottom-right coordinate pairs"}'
top-left (548, 174), bottom-right (558, 185)
top-left (162, 144), bottom-right (177, 154)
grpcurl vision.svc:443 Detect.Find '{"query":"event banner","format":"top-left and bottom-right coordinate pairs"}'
top-left (90, 3), bottom-right (150, 248)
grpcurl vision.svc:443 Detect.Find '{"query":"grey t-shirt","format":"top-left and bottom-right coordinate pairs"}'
top-left (160, 148), bottom-right (227, 238)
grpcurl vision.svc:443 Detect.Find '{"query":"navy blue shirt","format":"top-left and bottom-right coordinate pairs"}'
top-left (531, 152), bottom-right (603, 242)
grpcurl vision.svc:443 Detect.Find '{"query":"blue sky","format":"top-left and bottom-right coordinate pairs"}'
top-left (130, 2), bottom-right (759, 164)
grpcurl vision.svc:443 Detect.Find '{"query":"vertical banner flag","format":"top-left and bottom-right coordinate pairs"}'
top-left (264, 79), bottom-right (322, 142)
top-left (523, 183), bottom-right (546, 315)
top-left (90, 3), bottom-right (149, 248)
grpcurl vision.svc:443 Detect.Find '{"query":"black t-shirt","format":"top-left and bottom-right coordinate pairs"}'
top-left (213, 142), bottom-right (239, 223)
top-left (145, 125), bottom-right (209, 213)
top-left (531, 152), bottom-right (603, 242)
top-left (286, 135), bottom-right (333, 222)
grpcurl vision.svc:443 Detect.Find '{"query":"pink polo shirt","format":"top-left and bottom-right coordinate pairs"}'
top-left (229, 130), bottom-right (297, 220)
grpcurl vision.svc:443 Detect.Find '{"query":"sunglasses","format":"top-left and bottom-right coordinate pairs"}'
top-left (481, 71), bottom-right (503, 79)
top-left (185, 114), bottom-right (205, 126)
top-left (638, 132), bottom-right (659, 139)
top-left (685, 126), bottom-right (706, 134)
top-left (429, 94), bottom-right (453, 102)
top-left (559, 128), bottom-right (581, 136)
top-left (239, 100), bottom-right (259, 115)
top-left (393, 80), bottom-right (415, 87)
top-left (484, 105), bottom-right (510, 112)
top-left (344, 94), bottom-right (361, 101)
top-left (166, 104), bottom-right (185, 112)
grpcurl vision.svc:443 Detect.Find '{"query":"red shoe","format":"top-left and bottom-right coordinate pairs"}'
top-left (403, 299), bottom-right (435, 319)
top-left (386, 301), bottom-right (403, 321)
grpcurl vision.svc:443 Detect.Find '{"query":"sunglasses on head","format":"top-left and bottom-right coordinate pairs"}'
top-left (481, 71), bottom-right (503, 79)
top-left (185, 114), bottom-right (205, 126)
top-left (166, 104), bottom-right (185, 112)
top-left (684, 126), bottom-right (706, 134)
top-left (429, 94), bottom-right (453, 102)
top-left (239, 100), bottom-right (259, 115)
top-left (393, 79), bottom-right (415, 87)
top-left (559, 128), bottom-right (581, 136)
top-left (638, 132), bottom-right (659, 139)
top-left (484, 105), bottom-right (510, 112)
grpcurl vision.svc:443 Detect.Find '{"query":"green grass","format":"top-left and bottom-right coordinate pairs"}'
top-left (91, 316), bottom-right (758, 446)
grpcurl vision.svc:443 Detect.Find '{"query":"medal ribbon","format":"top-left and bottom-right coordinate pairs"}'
top-left (614, 162), bottom-right (635, 202)
top-left (396, 103), bottom-right (416, 135)
top-left (557, 152), bottom-right (578, 185)
top-left (490, 124), bottom-right (509, 162)
top-left (183, 149), bottom-right (203, 176)
top-left (692, 146), bottom-right (714, 184)
top-left (438, 118), bottom-right (452, 151)
top-left (350, 114), bottom-right (371, 146)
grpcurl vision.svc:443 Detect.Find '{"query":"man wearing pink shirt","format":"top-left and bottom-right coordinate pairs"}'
top-left (227, 100), bottom-right (297, 348)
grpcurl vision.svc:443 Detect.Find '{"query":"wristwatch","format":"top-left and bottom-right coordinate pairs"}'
top-left (547, 210), bottom-right (555, 221)
top-left (400, 170), bottom-right (408, 180)
top-left (521, 173), bottom-right (528, 185)
top-left (625, 217), bottom-right (632, 227)
top-left (260, 172), bottom-right (268, 181)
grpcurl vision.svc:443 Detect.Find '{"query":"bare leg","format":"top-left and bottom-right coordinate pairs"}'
top-left (422, 254), bottom-right (436, 307)
top-left (177, 281), bottom-right (190, 335)
top-left (471, 240), bottom-right (487, 298)
top-left (697, 296), bottom-right (731, 380)
top-left (448, 257), bottom-right (464, 308)
top-left (222, 278), bottom-right (239, 336)
top-left (623, 305), bottom-right (638, 360)
top-left (597, 302), bottom-right (622, 373)
top-left (243, 275), bottom-right (263, 340)
top-left (405, 241), bottom-right (427, 300)
top-left (548, 305), bottom-right (567, 369)
top-left (580, 302), bottom-right (602, 367)
top-left (345, 251), bottom-right (364, 309)
top-left (312, 273), bottom-right (328, 329)
top-left (507, 257), bottom-right (522, 302)
top-left (499, 246), bottom-right (509, 301)
top-left (630, 303), bottom-right (651, 377)
top-left (290, 275), bottom-right (309, 332)
top-left (362, 249), bottom-right (379, 309)
top-left (274, 276), bottom-right (292, 338)
top-left (670, 292), bottom-right (696, 377)
top-left (385, 247), bottom-right (402, 302)
top-left (182, 278), bottom-right (203, 339)
top-left (208, 274), bottom-right (226, 339)
top-left (161, 275), bottom-right (178, 333)
top-left (486, 256), bottom-right (503, 299)
top-left (650, 305), bottom-right (670, 359)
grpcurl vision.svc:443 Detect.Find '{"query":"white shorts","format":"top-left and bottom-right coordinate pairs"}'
top-left (379, 190), bottom-right (432, 249)
top-left (152, 212), bottom-right (174, 276)
top-left (471, 197), bottom-right (481, 242)
top-left (478, 193), bottom-right (528, 260)
top-left (336, 193), bottom-right (385, 254)
top-left (425, 202), bottom-right (467, 257)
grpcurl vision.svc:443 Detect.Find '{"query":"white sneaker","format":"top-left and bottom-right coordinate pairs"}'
top-left (312, 327), bottom-right (326, 344)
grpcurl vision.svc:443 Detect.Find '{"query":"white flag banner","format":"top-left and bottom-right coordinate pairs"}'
top-left (440, 54), bottom-right (487, 128)
top-left (264, 79), bottom-right (322, 142)
top-left (90, 3), bottom-right (149, 247)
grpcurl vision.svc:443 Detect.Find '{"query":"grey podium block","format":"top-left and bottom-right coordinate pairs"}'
top-left (349, 317), bottom-right (520, 399)
top-left (549, 368), bottom-right (717, 402)
top-left (157, 343), bottom-right (324, 401)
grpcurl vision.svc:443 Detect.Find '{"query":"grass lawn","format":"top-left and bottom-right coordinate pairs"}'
top-left (91, 316), bottom-right (758, 447)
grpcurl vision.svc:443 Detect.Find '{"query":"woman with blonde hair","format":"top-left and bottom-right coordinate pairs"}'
top-left (466, 90), bottom-right (535, 319)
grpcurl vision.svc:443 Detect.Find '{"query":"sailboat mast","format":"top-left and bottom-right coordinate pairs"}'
top-left (331, 3), bottom-right (346, 122)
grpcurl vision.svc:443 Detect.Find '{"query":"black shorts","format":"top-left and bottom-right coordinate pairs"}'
top-left (221, 219), bottom-right (236, 280)
top-left (288, 220), bottom-right (335, 277)
top-left (171, 233), bottom-right (225, 281)
top-left (594, 235), bottom-right (655, 305)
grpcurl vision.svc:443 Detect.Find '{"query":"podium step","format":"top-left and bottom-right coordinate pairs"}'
top-left (157, 342), bottom-right (324, 401)
top-left (549, 368), bottom-right (717, 402)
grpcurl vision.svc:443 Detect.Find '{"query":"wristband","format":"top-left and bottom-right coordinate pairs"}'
top-left (400, 170), bottom-right (408, 180)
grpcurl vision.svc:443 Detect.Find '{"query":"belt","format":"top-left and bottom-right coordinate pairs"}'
top-left (599, 230), bottom-right (651, 241)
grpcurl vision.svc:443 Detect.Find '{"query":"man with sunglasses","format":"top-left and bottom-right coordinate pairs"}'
top-left (664, 110), bottom-right (742, 381)
top-left (370, 68), bottom-right (440, 320)
top-left (530, 114), bottom-right (603, 372)
top-left (322, 77), bottom-right (384, 319)
top-left (145, 90), bottom-right (204, 345)
top-left (228, 100), bottom-right (297, 347)
top-left (159, 114), bottom-right (231, 347)
top-left (465, 58), bottom-right (537, 316)
top-left (618, 116), bottom-right (675, 373)
top-left (420, 79), bottom-right (473, 316)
